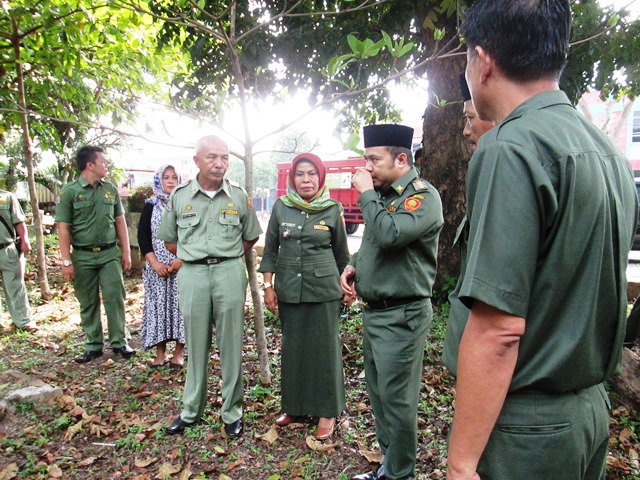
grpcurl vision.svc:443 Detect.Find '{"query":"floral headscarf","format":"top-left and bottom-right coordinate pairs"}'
top-left (146, 164), bottom-right (180, 208)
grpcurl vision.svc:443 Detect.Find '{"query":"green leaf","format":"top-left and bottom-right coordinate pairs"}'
top-left (434, 28), bottom-right (446, 41)
top-left (347, 34), bottom-right (362, 55)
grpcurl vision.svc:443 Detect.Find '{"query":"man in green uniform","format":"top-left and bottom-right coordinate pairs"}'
top-left (0, 189), bottom-right (37, 332)
top-left (56, 146), bottom-right (135, 364)
top-left (160, 135), bottom-right (262, 438)
top-left (443, 2), bottom-right (639, 479)
top-left (341, 124), bottom-right (444, 480)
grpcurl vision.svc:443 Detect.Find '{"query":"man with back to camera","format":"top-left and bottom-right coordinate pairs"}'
top-left (159, 135), bottom-right (262, 438)
top-left (0, 188), bottom-right (37, 332)
top-left (56, 146), bottom-right (135, 364)
top-left (443, 1), bottom-right (639, 479)
top-left (341, 124), bottom-right (444, 480)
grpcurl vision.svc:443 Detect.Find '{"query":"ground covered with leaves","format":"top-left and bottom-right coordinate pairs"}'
top-left (0, 241), bottom-right (639, 479)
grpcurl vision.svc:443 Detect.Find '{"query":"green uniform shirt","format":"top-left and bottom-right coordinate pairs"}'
top-left (350, 168), bottom-right (444, 301)
top-left (158, 177), bottom-right (262, 261)
top-left (443, 90), bottom-right (639, 392)
top-left (259, 199), bottom-right (350, 303)
top-left (0, 191), bottom-right (25, 243)
top-left (55, 177), bottom-right (124, 246)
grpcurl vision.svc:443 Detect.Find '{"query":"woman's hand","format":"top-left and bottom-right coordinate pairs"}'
top-left (168, 258), bottom-right (183, 273)
top-left (264, 287), bottom-right (278, 314)
top-left (150, 258), bottom-right (170, 278)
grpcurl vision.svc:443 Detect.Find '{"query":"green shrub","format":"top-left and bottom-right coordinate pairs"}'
top-left (127, 184), bottom-right (153, 212)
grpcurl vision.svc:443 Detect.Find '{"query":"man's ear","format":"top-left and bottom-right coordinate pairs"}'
top-left (476, 45), bottom-right (494, 84)
top-left (395, 152), bottom-right (409, 167)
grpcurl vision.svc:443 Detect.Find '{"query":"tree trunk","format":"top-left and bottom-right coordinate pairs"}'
top-left (12, 27), bottom-right (51, 301)
top-left (228, 16), bottom-right (271, 385)
top-left (609, 347), bottom-right (640, 411)
top-left (420, 15), bottom-right (469, 303)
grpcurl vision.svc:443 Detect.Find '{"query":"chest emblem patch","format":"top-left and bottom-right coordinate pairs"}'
top-left (314, 225), bottom-right (329, 231)
top-left (404, 197), bottom-right (421, 211)
top-left (387, 206), bottom-right (397, 212)
top-left (186, 205), bottom-right (192, 211)
top-left (77, 194), bottom-right (85, 201)
top-left (104, 192), bottom-right (115, 199)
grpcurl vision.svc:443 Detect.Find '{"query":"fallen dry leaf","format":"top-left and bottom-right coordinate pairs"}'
top-left (218, 474), bottom-right (232, 480)
top-left (255, 426), bottom-right (279, 445)
top-left (156, 462), bottom-right (182, 478)
top-left (178, 463), bottom-right (192, 480)
top-left (64, 420), bottom-right (84, 440)
top-left (48, 464), bottom-right (63, 478)
top-left (77, 456), bottom-right (97, 467)
top-left (0, 463), bottom-right (18, 480)
top-left (305, 435), bottom-right (338, 452)
top-left (134, 457), bottom-right (158, 468)
top-left (227, 458), bottom-right (245, 472)
top-left (358, 444), bottom-right (383, 463)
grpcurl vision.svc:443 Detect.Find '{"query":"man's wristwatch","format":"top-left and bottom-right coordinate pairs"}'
top-left (62, 260), bottom-right (73, 267)
top-left (263, 282), bottom-right (273, 290)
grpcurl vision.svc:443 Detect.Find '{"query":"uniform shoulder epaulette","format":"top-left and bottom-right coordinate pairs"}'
top-left (227, 179), bottom-right (248, 196)
top-left (173, 180), bottom-right (192, 193)
top-left (411, 177), bottom-right (430, 191)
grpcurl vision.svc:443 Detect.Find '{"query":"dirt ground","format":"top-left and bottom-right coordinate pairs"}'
top-left (0, 246), bottom-right (638, 479)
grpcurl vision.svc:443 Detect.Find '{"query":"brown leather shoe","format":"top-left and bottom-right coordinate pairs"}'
top-left (275, 413), bottom-right (300, 426)
top-left (314, 417), bottom-right (335, 440)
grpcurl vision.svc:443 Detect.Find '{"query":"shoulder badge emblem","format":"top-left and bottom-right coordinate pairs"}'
top-left (404, 197), bottom-right (421, 211)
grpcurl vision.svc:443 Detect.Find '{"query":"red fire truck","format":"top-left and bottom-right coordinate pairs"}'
top-left (276, 157), bottom-right (366, 234)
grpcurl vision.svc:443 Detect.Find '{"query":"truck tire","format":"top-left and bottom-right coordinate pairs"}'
top-left (346, 222), bottom-right (359, 235)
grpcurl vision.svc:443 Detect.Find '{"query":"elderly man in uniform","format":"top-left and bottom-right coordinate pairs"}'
top-left (0, 189), bottom-right (37, 332)
top-left (341, 124), bottom-right (444, 480)
top-left (443, 1), bottom-right (639, 479)
top-left (160, 134), bottom-right (262, 438)
top-left (57, 146), bottom-right (135, 363)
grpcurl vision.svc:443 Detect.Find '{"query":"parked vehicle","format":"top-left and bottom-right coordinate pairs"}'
top-left (277, 158), bottom-right (365, 234)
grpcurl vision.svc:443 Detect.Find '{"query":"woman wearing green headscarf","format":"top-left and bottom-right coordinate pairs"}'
top-left (259, 153), bottom-right (350, 440)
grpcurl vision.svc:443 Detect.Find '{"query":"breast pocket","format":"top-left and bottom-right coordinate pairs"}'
top-left (218, 213), bottom-right (240, 240)
top-left (177, 216), bottom-right (201, 244)
top-left (103, 197), bottom-right (116, 223)
top-left (73, 200), bottom-right (92, 224)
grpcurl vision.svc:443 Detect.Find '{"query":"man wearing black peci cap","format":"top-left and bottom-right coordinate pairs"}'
top-left (341, 124), bottom-right (444, 480)
top-left (459, 74), bottom-right (494, 154)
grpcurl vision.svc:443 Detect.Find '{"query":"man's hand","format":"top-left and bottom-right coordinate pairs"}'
top-left (340, 265), bottom-right (356, 296)
top-left (168, 258), bottom-right (183, 273)
top-left (20, 236), bottom-right (31, 255)
top-left (62, 265), bottom-right (75, 282)
top-left (122, 253), bottom-right (131, 273)
top-left (446, 468), bottom-right (481, 480)
top-left (351, 168), bottom-right (374, 194)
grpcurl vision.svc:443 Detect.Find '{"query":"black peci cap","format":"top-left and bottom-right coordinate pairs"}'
top-left (460, 74), bottom-right (472, 102)
top-left (363, 124), bottom-right (414, 149)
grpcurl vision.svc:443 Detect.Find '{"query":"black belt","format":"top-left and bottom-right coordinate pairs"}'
top-left (186, 256), bottom-right (233, 265)
top-left (362, 296), bottom-right (425, 310)
top-left (0, 242), bottom-right (11, 249)
top-left (73, 242), bottom-right (117, 252)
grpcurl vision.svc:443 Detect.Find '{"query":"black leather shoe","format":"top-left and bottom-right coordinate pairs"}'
top-left (166, 416), bottom-right (193, 435)
top-left (74, 350), bottom-right (103, 364)
top-left (352, 465), bottom-right (385, 480)
top-left (224, 418), bottom-right (243, 438)
top-left (112, 345), bottom-right (136, 359)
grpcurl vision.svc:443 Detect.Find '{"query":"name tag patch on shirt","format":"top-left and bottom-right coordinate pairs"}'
top-left (314, 225), bottom-right (329, 231)
top-left (221, 209), bottom-right (238, 215)
top-left (181, 212), bottom-right (197, 219)
top-left (104, 192), bottom-right (115, 200)
top-left (282, 222), bottom-right (296, 227)
top-left (404, 197), bottom-right (421, 211)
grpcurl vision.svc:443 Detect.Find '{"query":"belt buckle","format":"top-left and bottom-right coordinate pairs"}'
top-left (92, 246), bottom-right (101, 252)
top-left (205, 257), bottom-right (219, 265)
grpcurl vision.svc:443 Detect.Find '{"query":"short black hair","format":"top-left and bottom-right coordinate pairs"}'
top-left (388, 146), bottom-right (413, 167)
top-left (461, 0), bottom-right (571, 82)
top-left (76, 145), bottom-right (104, 171)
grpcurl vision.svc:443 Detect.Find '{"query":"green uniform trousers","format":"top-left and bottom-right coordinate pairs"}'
top-left (363, 298), bottom-right (432, 480)
top-left (0, 244), bottom-right (31, 328)
top-left (476, 383), bottom-right (610, 480)
top-left (72, 247), bottom-right (127, 351)
top-left (177, 258), bottom-right (247, 424)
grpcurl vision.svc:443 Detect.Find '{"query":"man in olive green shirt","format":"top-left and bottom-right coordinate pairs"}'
top-left (0, 190), bottom-right (37, 332)
top-left (443, 2), bottom-right (639, 479)
top-left (341, 124), bottom-right (443, 480)
top-left (159, 135), bottom-right (262, 438)
top-left (56, 146), bottom-right (135, 364)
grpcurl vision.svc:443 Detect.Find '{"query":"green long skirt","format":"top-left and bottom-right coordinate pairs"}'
top-left (278, 300), bottom-right (346, 418)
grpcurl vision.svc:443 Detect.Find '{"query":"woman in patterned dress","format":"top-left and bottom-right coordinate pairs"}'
top-left (138, 165), bottom-right (186, 369)
top-left (259, 153), bottom-right (350, 440)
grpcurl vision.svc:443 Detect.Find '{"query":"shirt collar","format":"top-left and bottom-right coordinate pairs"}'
top-left (502, 90), bottom-right (572, 125)
top-left (385, 168), bottom-right (419, 196)
top-left (78, 176), bottom-right (103, 189)
top-left (191, 176), bottom-right (230, 198)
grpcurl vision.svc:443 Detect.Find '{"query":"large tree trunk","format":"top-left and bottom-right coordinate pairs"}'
top-left (12, 25), bottom-right (51, 301)
top-left (609, 347), bottom-right (640, 411)
top-left (419, 14), bottom-right (469, 303)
